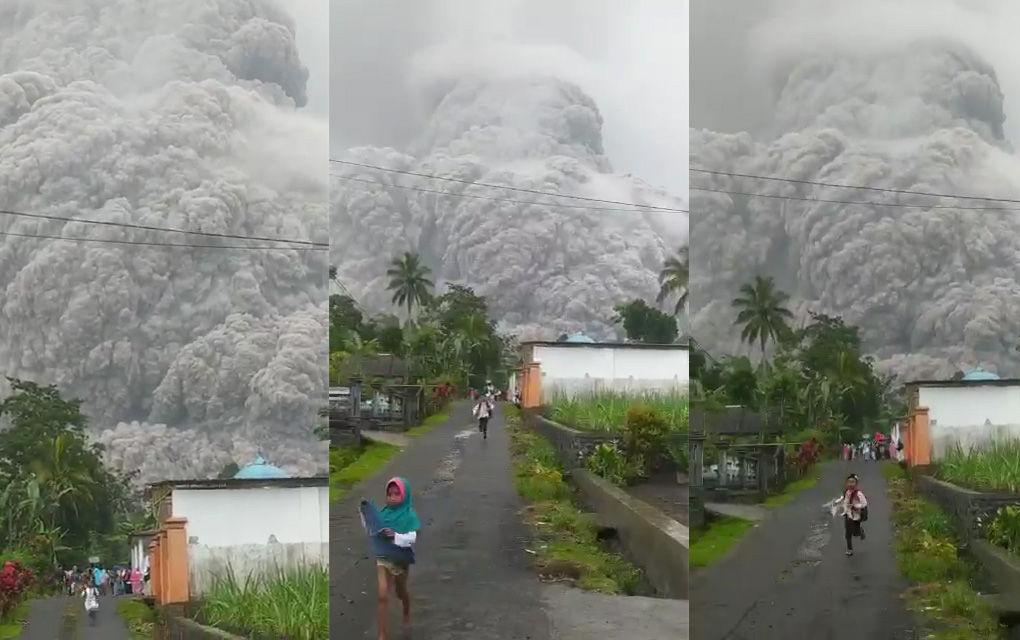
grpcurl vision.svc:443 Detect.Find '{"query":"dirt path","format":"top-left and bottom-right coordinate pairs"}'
top-left (690, 461), bottom-right (918, 640)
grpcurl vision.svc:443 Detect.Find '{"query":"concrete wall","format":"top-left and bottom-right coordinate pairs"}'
top-left (171, 485), bottom-right (329, 595)
top-left (918, 385), bottom-right (1020, 459)
top-left (532, 345), bottom-right (688, 397)
top-left (572, 470), bottom-right (688, 599)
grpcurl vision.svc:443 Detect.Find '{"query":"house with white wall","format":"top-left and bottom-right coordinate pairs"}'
top-left (906, 369), bottom-right (1020, 460)
top-left (146, 457), bottom-right (329, 596)
top-left (515, 333), bottom-right (688, 407)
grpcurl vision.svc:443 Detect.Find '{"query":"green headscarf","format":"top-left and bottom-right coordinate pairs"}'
top-left (378, 477), bottom-right (420, 534)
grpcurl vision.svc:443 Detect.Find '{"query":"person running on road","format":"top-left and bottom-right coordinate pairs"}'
top-left (375, 477), bottom-right (419, 640)
top-left (473, 395), bottom-right (492, 439)
top-left (842, 473), bottom-right (868, 556)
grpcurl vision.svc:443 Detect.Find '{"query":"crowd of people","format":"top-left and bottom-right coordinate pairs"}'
top-left (841, 434), bottom-right (903, 461)
top-left (62, 564), bottom-right (147, 597)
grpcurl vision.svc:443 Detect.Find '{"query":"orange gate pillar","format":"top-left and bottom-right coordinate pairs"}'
top-left (149, 537), bottom-right (162, 604)
top-left (164, 517), bottom-right (190, 604)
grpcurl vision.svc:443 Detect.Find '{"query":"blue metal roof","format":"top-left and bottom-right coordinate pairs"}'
top-left (962, 368), bottom-right (1000, 381)
top-left (564, 332), bottom-right (596, 343)
top-left (233, 455), bottom-right (289, 479)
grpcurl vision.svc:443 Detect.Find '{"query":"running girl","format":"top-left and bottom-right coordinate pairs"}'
top-left (375, 477), bottom-right (419, 640)
top-left (842, 473), bottom-right (868, 556)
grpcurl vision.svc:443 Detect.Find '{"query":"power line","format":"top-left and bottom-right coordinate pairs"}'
top-left (330, 158), bottom-right (687, 212)
top-left (0, 228), bottom-right (326, 250)
top-left (691, 167), bottom-right (1020, 206)
top-left (691, 185), bottom-right (1020, 211)
top-left (330, 275), bottom-right (371, 317)
top-left (0, 206), bottom-right (326, 246)
top-left (333, 174), bottom-right (689, 214)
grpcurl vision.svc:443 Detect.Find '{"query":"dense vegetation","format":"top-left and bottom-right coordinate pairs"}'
top-left (0, 379), bottom-right (152, 621)
top-left (692, 275), bottom-right (899, 447)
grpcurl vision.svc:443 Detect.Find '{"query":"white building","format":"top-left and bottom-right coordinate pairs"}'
top-left (516, 334), bottom-right (688, 405)
top-left (147, 457), bottom-right (329, 595)
top-left (907, 369), bottom-right (1020, 459)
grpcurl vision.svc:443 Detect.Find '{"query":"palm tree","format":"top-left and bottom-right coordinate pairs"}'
top-left (731, 275), bottom-right (794, 361)
top-left (386, 252), bottom-right (435, 319)
top-left (657, 248), bottom-right (689, 315)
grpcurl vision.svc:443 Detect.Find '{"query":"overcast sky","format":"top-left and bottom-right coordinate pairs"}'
top-left (290, 0), bottom-right (329, 121)
top-left (327, 0), bottom-right (689, 198)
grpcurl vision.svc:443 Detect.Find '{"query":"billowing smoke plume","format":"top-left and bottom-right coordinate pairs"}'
top-left (0, 0), bottom-right (328, 482)
top-left (691, 0), bottom-right (1020, 381)
top-left (331, 51), bottom-right (685, 339)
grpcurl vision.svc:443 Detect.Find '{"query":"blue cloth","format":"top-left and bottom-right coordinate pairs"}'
top-left (360, 500), bottom-right (415, 565)
top-left (378, 477), bottom-right (420, 534)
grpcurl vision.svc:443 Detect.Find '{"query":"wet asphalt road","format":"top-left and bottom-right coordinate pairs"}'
top-left (20, 594), bottom-right (131, 639)
top-left (690, 461), bottom-right (919, 640)
top-left (330, 403), bottom-right (552, 639)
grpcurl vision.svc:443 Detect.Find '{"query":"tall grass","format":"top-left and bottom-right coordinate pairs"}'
top-left (546, 390), bottom-right (688, 432)
top-left (935, 439), bottom-right (1020, 493)
top-left (198, 564), bottom-right (328, 640)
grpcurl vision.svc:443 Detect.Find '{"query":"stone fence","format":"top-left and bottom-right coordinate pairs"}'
top-left (525, 411), bottom-right (619, 468)
top-left (915, 474), bottom-right (1020, 540)
top-left (154, 603), bottom-right (245, 639)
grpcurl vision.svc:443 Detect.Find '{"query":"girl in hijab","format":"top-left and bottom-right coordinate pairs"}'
top-left (842, 473), bottom-right (868, 556)
top-left (373, 477), bottom-right (420, 640)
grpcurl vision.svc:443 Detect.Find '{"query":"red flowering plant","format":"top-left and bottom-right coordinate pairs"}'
top-left (789, 438), bottom-right (823, 477)
top-left (0, 559), bottom-right (35, 617)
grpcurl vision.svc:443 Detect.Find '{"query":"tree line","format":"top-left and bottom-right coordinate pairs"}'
top-left (692, 275), bottom-right (900, 444)
top-left (330, 247), bottom-right (688, 390)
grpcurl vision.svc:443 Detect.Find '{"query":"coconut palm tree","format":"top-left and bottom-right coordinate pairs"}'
top-left (731, 275), bottom-right (794, 360)
top-left (657, 247), bottom-right (689, 315)
top-left (386, 252), bottom-right (435, 319)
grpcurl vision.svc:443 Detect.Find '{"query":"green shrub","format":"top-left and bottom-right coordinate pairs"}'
top-left (622, 405), bottom-right (669, 473)
top-left (585, 442), bottom-right (631, 486)
top-left (987, 505), bottom-right (1020, 555)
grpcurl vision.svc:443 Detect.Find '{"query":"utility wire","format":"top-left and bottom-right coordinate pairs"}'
top-left (691, 185), bottom-right (1020, 211)
top-left (0, 228), bottom-right (325, 250)
top-left (333, 174), bottom-right (690, 214)
top-left (330, 158), bottom-right (687, 212)
top-left (691, 167), bottom-right (1020, 206)
top-left (0, 206), bottom-right (326, 246)
top-left (330, 275), bottom-right (371, 317)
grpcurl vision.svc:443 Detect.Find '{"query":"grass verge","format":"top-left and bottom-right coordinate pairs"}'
top-left (883, 462), bottom-right (1002, 639)
top-left (507, 409), bottom-right (644, 594)
top-left (117, 597), bottom-right (155, 639)
top-left (330, 441), bottom-right (400, 501)
top-left (762, 470), bottom-right (820, 508)
top-left (198, 564), bottom-right (329, 640)
top-left (689, 516), bottom-right (756, 568)
top-left (0, 600), bottom-right (29, 639)
top-left (406, 409), bottom-right (451, 436)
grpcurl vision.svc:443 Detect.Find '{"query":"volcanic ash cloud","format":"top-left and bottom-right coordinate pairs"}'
top-left (0, 0), bottom-right (328, 481)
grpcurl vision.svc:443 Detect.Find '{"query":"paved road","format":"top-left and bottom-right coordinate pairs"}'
top-left (331, 403), bottom-right (688, 639)
top-left (331, 403), bottom-right (552, 639)
top-left (690, 462), bottom-right (918, 640)
top-left (21, 594), bottom-right (131, 639)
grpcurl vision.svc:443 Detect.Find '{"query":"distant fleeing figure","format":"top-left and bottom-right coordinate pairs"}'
top-left (473, 394), bottom-right (492, 439)
top-left (360, 477), bottom-right (420, 640)
top-left (842, 473), bottom-right (869, 556)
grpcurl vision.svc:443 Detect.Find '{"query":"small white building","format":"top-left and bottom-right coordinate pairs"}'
top-left (516, 335), bottom-right (688, 406)
top-left (147, 457), bottom-right (329, 596)
top-left (128, 530), bottom-right (156, 575)
top-left (906, 369), bottom-right (1020, 459)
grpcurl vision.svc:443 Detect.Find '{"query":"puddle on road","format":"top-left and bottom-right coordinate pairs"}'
top-left (421, 429), bottom-right (475, 495)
